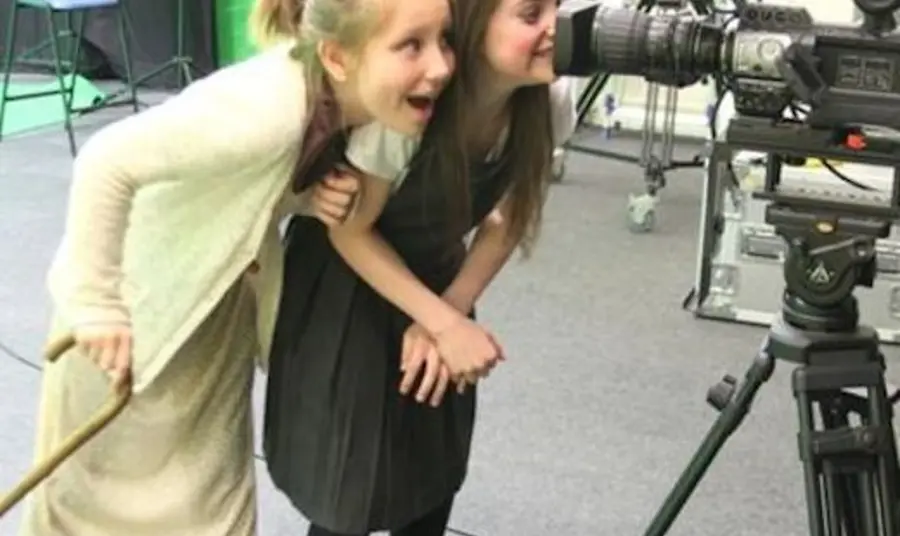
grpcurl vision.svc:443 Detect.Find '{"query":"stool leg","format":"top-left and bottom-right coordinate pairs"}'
top-left (175, 0), bottom-right (192, 87)
top-left (0, 2), bottom-right (20, 142)
top-left (66, 12), bottom-right (85, 112)
top-left (45, 9), bottom-right (77, 156)
top-left (116, 2), bottom-right (138, 112)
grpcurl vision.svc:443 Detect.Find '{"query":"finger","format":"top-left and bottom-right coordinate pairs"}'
top-left (485, 333), bottom-right (505, 362)
top-left (97, 336), bottom-right (118, 374)
top-left (399, 353), bottom-right (424, 395)
top-left (430, 366), bottom-right (450, 407)
top-left (76, 336), bottom-right (98, 363)
top-left (313, 188), bottom-right (352, 213)
top-left (337, 196), bottom-right (358, 224)
top-left (318, 188), bottom-right (354, 208)
top-left (416, 349), bottom-right (440, 403)
top-left (313, 206), bottom-right (345, 226)
top-left (456, 378), bottom-right (467, 395)
top-left (408, 335), bottom-right (431, 367)
top-left (318, 202), bottom-right (351, 223)
top-left (400, 332), bottom-right (413, 371)
top-left (113, 334), bottom-right (132, 384)
top-left (401, 329), bottom-right (427, 371)
top-left (325, 175), bottom-right (360, 193)
top-left (312, 211), bottom-right (338, 228)
top-left (324, 204), bottom-right (351, 222)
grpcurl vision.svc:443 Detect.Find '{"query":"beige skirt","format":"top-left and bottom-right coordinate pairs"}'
top-left (18, 280), bottom-right (259, 536)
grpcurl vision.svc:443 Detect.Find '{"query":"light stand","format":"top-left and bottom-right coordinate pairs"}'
top-left (129, 0), bottom-right (195, 90)
top-left (563, 0), bottom-right (716, 233)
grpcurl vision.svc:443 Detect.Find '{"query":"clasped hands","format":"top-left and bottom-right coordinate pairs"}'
top-left (399, 316), bottom-right (504, 407)
top-left (313, 171), bottom-right (506, 405)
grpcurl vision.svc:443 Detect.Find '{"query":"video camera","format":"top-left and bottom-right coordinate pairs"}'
top-left (555, 0), bottom-right (900, 328)
top-left (555, 0), bottom-right (900, 131)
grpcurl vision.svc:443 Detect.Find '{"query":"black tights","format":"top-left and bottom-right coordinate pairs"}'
top-left (306, 499), bottom-right (454, 536)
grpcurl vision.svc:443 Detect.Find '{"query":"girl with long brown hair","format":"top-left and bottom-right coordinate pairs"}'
top-left (265, 0), bottom-right (576, 534)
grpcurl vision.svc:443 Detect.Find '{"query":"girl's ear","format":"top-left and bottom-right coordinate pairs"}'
top-left (317, 39), bottom-right (355, 82)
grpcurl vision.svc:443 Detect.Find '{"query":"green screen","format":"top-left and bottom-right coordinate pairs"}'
top-left (216, 0), bottom-right (257, 66)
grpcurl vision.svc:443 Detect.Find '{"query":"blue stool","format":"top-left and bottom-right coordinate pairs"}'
top-left (0, 0), bottom-right (138, 155)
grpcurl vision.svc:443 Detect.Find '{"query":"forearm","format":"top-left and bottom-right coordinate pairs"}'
top-left (329, 229), bottom-right (464, 334)
top-left (443, 215), bottom-right (518, 314)
top-left (63, 136), bottom-right (139, 325)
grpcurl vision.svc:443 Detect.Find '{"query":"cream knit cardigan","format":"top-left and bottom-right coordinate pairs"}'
top-left (46, 45), bottom-right (313, 392)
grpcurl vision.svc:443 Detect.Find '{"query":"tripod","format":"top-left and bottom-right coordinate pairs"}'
top-left (565, 0), bottom-right (714, 233)
top-left (645, 202), bottom-right (900, 536)
top-left (129, 0), bottom-right (195, 89)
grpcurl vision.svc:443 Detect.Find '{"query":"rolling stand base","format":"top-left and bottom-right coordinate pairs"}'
top-left (565, 0), bottom-right (712, 234)
top-left (645, 316), bottom-right (900, 536)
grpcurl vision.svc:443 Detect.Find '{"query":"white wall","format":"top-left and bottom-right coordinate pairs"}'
top-left (582, 0), bottom-right (859, 139)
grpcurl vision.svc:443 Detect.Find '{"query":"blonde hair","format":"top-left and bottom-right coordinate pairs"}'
top-left (250, 0), bottom-right (379, 97)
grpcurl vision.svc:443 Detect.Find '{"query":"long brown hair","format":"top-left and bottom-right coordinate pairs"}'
top-left (423, 0), bottom-right (555, 256)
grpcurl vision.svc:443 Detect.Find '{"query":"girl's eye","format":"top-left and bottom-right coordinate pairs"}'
top-left (401, 39), bottom-right (422, 53)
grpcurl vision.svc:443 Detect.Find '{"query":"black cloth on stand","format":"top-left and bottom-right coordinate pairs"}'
top-left (0, 0), bottom-right (217, 88)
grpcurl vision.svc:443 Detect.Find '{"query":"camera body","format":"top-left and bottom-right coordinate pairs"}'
top-left (555, 0), bottom-right (900, 130)
top-left (556, 0), bottom-right (900, 320)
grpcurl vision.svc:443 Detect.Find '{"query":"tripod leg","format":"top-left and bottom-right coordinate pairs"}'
top-left (793, 357), bottom-right (898, 536)
top-left (640, 81), bottom-right (660, 168)
top-left (661, 85), bottom-right (677, 169)
top-left (643, 349), bottom-right (775, 536)
top-left (834, 394), bottom-right (889, 536)
top-left (794, 381), bottom-right (829, 535)
top-left (818, 398), bottom-right (864, 535)
top-left (863, 373), bottom-right (898, 536)
top-left (627, 80), bottom-right (664, 232)
top-left (575, 73), bottom-right (611, 128)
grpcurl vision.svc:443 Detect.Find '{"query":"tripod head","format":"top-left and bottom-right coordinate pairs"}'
top-left (766, 203), bottom-right (891, 332)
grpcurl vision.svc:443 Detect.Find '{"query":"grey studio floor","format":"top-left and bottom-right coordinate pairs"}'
top-left (2, 81), bottom-right (900, 536)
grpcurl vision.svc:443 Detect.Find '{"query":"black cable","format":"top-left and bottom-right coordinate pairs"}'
top-left (787, 103), bottom-right (879, 191)
top-left (446, 528), bottom-right (480, 536)
top-left (0, 341), bottom-right (42, 372)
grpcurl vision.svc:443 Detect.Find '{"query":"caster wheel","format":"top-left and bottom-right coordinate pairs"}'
top-left (628, 209), bottom-right (656, 233)
top-left (551, 148), bottom-right (567, 182)
top-left (551, 164), bottom-right (566, 183)
top-left (627, 193), bottom-right (658, 233)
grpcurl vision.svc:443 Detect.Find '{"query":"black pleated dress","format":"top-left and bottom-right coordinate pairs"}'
top-left (264, 139), bottom-right (513, 533)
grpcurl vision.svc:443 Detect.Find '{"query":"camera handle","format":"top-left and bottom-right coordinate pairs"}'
top-left (855, 0), bottom-right (899, 34)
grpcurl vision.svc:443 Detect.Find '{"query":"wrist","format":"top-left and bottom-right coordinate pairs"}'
top-left (68, 303), bottom-right (131, 328)
top-left (442, 285), bottom-right (475, 315)
top-left (419, 297), bottom-right (467, 336)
